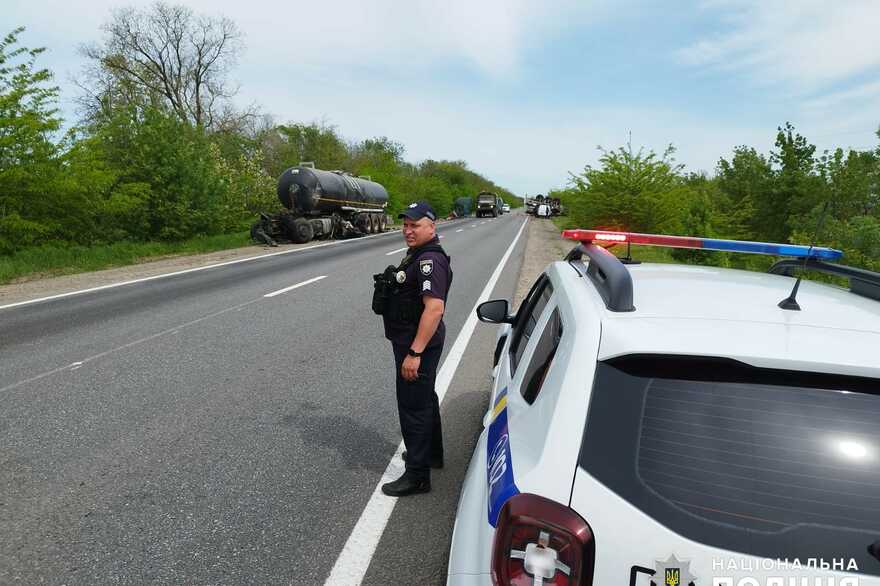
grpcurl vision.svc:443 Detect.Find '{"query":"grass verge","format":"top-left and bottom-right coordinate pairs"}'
top-left (0, 232), bottom-right (253, 285)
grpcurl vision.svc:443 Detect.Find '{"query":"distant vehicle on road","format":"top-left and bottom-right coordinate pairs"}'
top-left (454, 196), bottom-right (474, 217)
top-left (251, 163), bottom-right (389, 245)
top-left (535, 203), bottom-right (551, 218)
top-left (477, 191), bottom-right (500, 218)
top-left (525, 194), bottom-right (544, 214)
top-left (501, 203), bottom-right (511, 214)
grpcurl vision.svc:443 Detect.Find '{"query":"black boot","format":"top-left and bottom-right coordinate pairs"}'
top-left (381, 471), bottom-right (431, 497)
top-left (401, 451), bottom-right (444, 469)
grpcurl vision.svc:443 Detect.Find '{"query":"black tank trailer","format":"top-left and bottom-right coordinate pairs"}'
top-left (251, 165), bottom-right (391, 245)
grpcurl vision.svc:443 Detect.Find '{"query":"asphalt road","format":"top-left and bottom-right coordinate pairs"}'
top-left (0, 212), bottom-right (528, 585)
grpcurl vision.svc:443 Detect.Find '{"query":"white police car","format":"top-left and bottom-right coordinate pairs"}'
top-left (447, 229), bottom-right (880, 586)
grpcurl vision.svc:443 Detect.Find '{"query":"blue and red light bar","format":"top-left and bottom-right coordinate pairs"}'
top-left (562, 229), bottom-right (843, 260)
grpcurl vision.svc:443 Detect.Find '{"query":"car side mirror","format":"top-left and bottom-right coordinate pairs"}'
top-left (477, 299), bottom-right (513, 324)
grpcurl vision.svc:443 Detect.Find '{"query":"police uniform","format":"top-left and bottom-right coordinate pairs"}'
top-left (374, 203), bottom-right (451, 496)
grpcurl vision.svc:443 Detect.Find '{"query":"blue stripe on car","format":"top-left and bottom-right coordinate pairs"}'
top-left (487, 387), bottom-right (519, 527)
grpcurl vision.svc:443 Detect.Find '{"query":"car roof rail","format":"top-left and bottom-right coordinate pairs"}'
top-left (768, 259), bottom-right (880, 302)
top-left (565, 243), bottom-right (635, 312)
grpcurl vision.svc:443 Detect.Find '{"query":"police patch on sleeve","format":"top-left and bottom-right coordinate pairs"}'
top-left (423, 280), bottom-right (431, 291)
top-left (419, 259), bottom-right (433, 276)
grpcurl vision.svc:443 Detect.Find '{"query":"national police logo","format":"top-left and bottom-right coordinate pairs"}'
top-left (395, 271), bottom-right (406, 283)
top-left (419, 259), bottom-right (433, 276)
top-left (651, 554), bottom-right (696, 586)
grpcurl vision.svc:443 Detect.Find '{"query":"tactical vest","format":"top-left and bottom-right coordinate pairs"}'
top-left (372, 243), bottom-right (452, 323)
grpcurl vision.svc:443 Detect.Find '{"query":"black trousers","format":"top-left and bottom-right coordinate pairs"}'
top-left (392, 343), bottom-right (444, 478)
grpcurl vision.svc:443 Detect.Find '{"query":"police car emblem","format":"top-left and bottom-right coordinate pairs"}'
top-left (652, 554), bottom-right (696, 586)
top-left (395, 271), bottom-right (406, 283)
top-left (419, 259), bottom-right (433, 276)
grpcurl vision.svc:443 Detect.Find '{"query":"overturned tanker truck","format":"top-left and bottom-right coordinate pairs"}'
top-left (251, 164), bottom-right (390, 245)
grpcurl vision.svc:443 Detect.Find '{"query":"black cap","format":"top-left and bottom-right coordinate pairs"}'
top-left (398, 201), bottom-right (436, 221)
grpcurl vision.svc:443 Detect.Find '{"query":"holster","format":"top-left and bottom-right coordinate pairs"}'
top-left (372, 265), bottom-right (398, 316)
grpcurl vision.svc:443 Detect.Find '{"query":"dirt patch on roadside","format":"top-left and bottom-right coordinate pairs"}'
top-left (512, 218), bottom-right (571, 309)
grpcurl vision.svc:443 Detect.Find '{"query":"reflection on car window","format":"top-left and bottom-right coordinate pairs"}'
top-left (520, 308), bottom-right (562, 404)
top-left (510, 278), bottom-right (553, 373)
top-left (580, 356), bottom-right (880, 576)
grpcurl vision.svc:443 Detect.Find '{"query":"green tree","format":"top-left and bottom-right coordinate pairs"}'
top-left (0, 27), bottom-right (63, 253)
top-left (716, 146), bottom-right (772, 240)
top-left (564, 143), bottom-right (687, 234)
top-left (768, 122), bottom-right (822, 240)
top-left (259, 122), bottom-right (350, 178)
top-left (76, 105), bottom-right (230, 241)
top-left (817, 147), bottom-right (878, 219)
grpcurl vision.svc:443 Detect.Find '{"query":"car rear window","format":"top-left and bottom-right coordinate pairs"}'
top-left (579, 355), bottom-right (880, 576)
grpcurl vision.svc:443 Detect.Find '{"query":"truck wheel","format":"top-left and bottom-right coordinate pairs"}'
top-left (291, 217), bottom-right (314, 243)
top-left (369, 214), bottom-right (378, 234)
top-left (280, 215), bottom-right (297, 241)
top-left (378, 215), bottom-right (387, 232)
top-left (357, 214), bottom-right (369, 234)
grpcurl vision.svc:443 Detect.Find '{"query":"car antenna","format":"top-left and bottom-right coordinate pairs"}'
top-left (619, 240), bottom-right (641, 265)
top-left (778, 201), bottom-right (830, 311)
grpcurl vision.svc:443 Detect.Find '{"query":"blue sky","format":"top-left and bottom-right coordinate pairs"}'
top-left (7, 0), bottom-right (880, 195)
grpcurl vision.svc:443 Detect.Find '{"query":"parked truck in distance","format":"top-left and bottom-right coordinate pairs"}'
top-left (251, 163), bottom-right (390, 245)
top-left (453, 196), bottom-right (474, 217)
top-left (476, 191), bottom-right (500, 218)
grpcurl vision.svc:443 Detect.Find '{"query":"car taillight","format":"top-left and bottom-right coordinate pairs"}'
top-left (491, 493), bottom-right (595, 586)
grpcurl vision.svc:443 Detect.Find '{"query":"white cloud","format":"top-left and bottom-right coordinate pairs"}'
top-left (245, 72), bottom-right (771, 194)
top-left (803, 80), bottom-right (880, 112)
top-left (14, 0), bottom-right (866, 194)
top-left (677, 0), bottom-right (880, 90)
top-left (9, 0), bottom-right (598, 79)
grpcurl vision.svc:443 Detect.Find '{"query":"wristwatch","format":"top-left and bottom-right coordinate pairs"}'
top-left (407, 348), bottom-right (423, 357)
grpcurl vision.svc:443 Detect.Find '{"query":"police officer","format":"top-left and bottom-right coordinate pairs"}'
top-left (379, 201), bottom-right (451, 497)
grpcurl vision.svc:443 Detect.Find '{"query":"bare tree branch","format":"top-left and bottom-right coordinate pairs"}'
top-left (75, 1), bottom-right (243, 129)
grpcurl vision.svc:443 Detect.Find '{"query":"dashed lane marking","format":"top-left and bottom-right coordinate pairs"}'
top-left (385, 247), bottom-right (408, 256)
top-left (263, 275), bottom-right (327, 298)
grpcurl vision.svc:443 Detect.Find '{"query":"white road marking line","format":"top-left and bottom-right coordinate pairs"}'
top-left (456, 229), bottom-right (464, 233)
top-left (263, 275), bottom-right (327, 298)
top-left (0, 229), bottom-right (400, 312)
top-left (385, 247), bottom-right (408, 256)
top-left (480, 221), bottom-right (486, 225)
top-left (0, 297), bottom-right (264, 395)
top-left (324, 217), bottom-right (529, 586)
